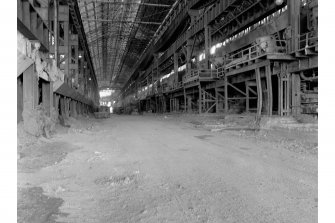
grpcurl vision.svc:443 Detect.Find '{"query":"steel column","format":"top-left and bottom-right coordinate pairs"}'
top-left (255, 68), bottom-right (262, 117)
top-left (54, 0), bottom-right (59, 66)
top-left (265, 65), bottom-right (273, 116)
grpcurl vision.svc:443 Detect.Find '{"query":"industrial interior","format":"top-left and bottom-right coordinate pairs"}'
top-left (17, 0), bottom-right (318, 222)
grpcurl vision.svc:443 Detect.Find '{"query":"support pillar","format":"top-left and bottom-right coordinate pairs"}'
top-left (245, 82), bottom-right (249, 113)
top-left (75, 102), bottom-right (79, 115)
top-left (60, 97), bottom-right (66, 117)
top-left (224, 76), bottom-right (228, 113)
top-left (64, 97), bottom-right (70, 118)
top-left (285, 73), bottom-right (291, 115)
top-left (292, 73), bottom-right (301, 116)
top-left (186, 38), bottom-right (193, 75)
top-left (183, 88), bottom-right (187, 112)
top-left (164, 96), bottom-right (167, 113)
top-left (262, 78), bottom-right (268, 114)
top-left (154, 95), bottom-right (158, 113)
top-left (74, 100), bottom-right (77, 117)
top-left (70, 100), bottom-right (77, 118)
top-left (174, 52), bottom-right (178, 83)
top-left (256, 68), bottom-right (263, 117)
top-left (53, 94), bottom-right (60, 117)
top-left (204, 24), bottom-right (211, 69)
top-left (22, 65), bottom-right (39, 134)
top-left (288, 0), bottom-right (300, 52)
top-left (78, 102), bottom-right (81, 115)
top-left (42, 81), bottom-right (53, 116)
top-left (215, 87), bottom-right (219, 113)
top-left (265, 65), bottom-right (273, 116)
top-left (23, 65), bottom-right (38, 112)
top-left (198, 84), bottom-right (202, 114)
top-left (176, 98), bottom-right (179, 111)
top-left (187, 96), bottom-right (192, 112)
top-left (17, 76), bottom-right (24, 123)
top-left (278, 74), bottom-right (282, 116)
top-left (54, 0), bottom-right (59, 66)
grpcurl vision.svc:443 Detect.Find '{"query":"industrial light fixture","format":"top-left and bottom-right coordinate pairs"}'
top-left (79, 54), bottom-right (82, 59)
top-left (275, 0), bottom-right (284, 5)
top-left (210, 46), bottom-right (216, 55)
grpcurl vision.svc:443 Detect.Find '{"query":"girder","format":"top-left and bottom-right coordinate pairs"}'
top-left (78, 0), bottom-right (175, 89)
top-left (78, 0), bottom-right (172, 8)
top-left (81, 19), bottom-right (161, 25)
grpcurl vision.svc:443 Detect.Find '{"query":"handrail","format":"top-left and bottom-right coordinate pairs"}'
top-left (172, 81), bottom-right (183, 90)
top-left (183, 68), bottom-right (218, 83)
top-left (295, 31), bottom-right (318, 52)
top-left (229, 39), bottom-right (287, 60)
top-left (217, 39), bottom-right (288, 70)
top-left (217, 66), bottom-right (225, 78)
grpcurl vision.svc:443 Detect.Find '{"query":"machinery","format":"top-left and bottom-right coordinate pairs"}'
top-left (94, 106), bottom-right (110, 119)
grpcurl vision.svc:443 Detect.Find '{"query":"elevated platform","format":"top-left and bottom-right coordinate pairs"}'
top-left (162, 82), bottom-right (184, 94)
top-left (183, 69), bottom-right (218, 88)
top-left (292, 32), bottom-right (318, 58)
top-left (218, 39), bottom-right (295, 78)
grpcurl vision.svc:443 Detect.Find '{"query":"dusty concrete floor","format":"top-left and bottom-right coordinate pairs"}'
top-left (18, 114), bottom-right (317, 223)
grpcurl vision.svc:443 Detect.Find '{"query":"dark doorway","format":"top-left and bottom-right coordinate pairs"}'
top-left (272, 75), bottom-right (279, 114)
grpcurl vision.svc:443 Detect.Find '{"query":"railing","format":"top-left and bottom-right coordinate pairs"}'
top-left (220, 39), bottom-right (288, 70)
top-left (217, 66), bottom-right (225, 78)
top-left (183, 70), bottom-right (198, 82)
top-left (162, 84), bottom-right (169, 93)
top-left (197, 69), bottom-right (218, 79)
top-left (295, 31), bottom-right (318, 52)
top-left (172, 81), bottom-right (183, 90)
top-left (183, 68), bottom-right (218, 83)
top-left (157, 86), bottom-right (163, 94)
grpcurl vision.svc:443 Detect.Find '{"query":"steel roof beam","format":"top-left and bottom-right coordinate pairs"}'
top-left (81, 18), bottom-right (161, 25)
top-left (87, 33), bottom-right (143, 44)
top-left (78, 0), bottom-right (172, 8)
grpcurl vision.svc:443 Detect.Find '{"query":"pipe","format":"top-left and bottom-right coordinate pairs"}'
top-left (300, 71), bottom-right (318, 81)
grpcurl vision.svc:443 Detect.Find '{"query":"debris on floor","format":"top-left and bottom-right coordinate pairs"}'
top-left (17, 187), bottom-right (66, 223)
top-left (17, 115), bottom-right (317, 222)
top-left (21, 105), bottom-right (58, 138)
top-left (18, 141), bottom-right (79, 173)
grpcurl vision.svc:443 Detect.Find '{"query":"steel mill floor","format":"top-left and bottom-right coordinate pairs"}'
top-left (17, 114), bottom-right (317, 223)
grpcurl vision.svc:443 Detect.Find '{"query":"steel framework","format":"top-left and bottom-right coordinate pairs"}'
top-left (77, 0), bottom-right (176, 89)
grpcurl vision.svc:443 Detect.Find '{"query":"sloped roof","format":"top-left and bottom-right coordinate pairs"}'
top-left (77, 0), bottom-right (176, 89)
top-left (17, 50), bottom-right (34, 77)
